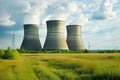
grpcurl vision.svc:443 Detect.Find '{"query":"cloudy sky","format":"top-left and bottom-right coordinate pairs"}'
top-left (0, 0), bottom-right (120, 50)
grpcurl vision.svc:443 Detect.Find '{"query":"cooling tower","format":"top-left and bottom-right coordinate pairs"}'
top-left (66, 25), bottom-right (85, 50)
top-left (43, 20), bottom-right (69, 50)
top-left (20, 24), bottom-right (42, 50)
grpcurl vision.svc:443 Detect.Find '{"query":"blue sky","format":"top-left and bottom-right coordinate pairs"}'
top-left (0, 0), bottom-right (120, 50)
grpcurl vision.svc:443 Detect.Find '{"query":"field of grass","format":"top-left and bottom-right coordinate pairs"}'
top-left (0, 53), bottom-right (120, 80)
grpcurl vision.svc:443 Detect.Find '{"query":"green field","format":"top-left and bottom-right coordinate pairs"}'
top-left (0, 53), bottom-right (120, 80)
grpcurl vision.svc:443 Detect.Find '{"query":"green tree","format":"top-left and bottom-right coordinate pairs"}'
top-left (2, 47), bottom-right (20, 59)
top-left (0, 49), bottom-right (5, 58)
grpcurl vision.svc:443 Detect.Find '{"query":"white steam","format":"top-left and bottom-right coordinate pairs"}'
top-left (0, 0), bottom-right (118, 26)
top-left (24, 0), bottom-right (57, 24)
top-left (49, 2), bottom-right (78, 20)
top-left (0, 0), bottom-right (90, 26)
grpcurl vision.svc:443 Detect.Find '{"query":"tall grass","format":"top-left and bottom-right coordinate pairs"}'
top-left (22, 53), bottom-right (120, 80)
top-left (0, 53), bottom-right (120, 80)
top-left (0, 58), bottom-right (38, 80)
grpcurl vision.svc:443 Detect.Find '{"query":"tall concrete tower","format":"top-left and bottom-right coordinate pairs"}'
top-left (43, 20), bottom-right (69, 50)
top-left (66, 25), bottom-right (85, 50)
top-left (20, 24), bottom-right (42, 50)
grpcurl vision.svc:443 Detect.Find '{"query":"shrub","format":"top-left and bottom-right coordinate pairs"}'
top-left (2, 47), bottom-right (20, 59)
top-left (0, 49), bottom-right (5, 58)
top-left (18, 48), bottom-right (30, 53)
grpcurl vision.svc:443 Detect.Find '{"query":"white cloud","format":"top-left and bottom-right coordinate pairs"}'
top-left (49, 1), bottom-right (79, 20)
top-left (24, 0), bottom-right (57, 24)
top-left (91, 26), bottom-right (100, 33)
top-left (105, 32), bottom-right (111, 39)
top-left (92, 0), bottom-right (117, 20)
top-left (0, 16), bottom-right (15, 26)
top-left (0, 0), bottom-right (30, 26)
top-left (41, 15), bottom-right (52, 25)
top-left (0, 0), bottom-right (90, 26)
top-left (7, 30), bottom-right (24, 36)
top-left (67, 13), bottom-right (89, 25)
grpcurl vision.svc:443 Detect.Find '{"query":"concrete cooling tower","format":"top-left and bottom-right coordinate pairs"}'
top-left (66, 25), bottom-right (85, 50)
top-left (20, 24), bottom-right (42, 50)
top-left (43, 20), bottom-right (69, 50)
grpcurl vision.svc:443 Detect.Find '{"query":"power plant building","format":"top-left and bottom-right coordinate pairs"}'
top-left (66, 25), bottom-right (85, 50)
top-left (20, 24), bottom-right (42, 50)
top-left (43, 20), bottom-right (69, 50)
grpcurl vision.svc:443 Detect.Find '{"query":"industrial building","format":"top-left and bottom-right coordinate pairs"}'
top-left (43, 20), bottom-right (69, 50)
top-left (20, 21), bottom-right (85, 51)
top-left (66, 25), bottom-right (85, 50)
top-left (20, 24), bottom-right (42, 50)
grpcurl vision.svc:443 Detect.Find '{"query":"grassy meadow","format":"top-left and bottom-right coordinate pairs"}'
top-left (0, 53), bottom-right (120, 80)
